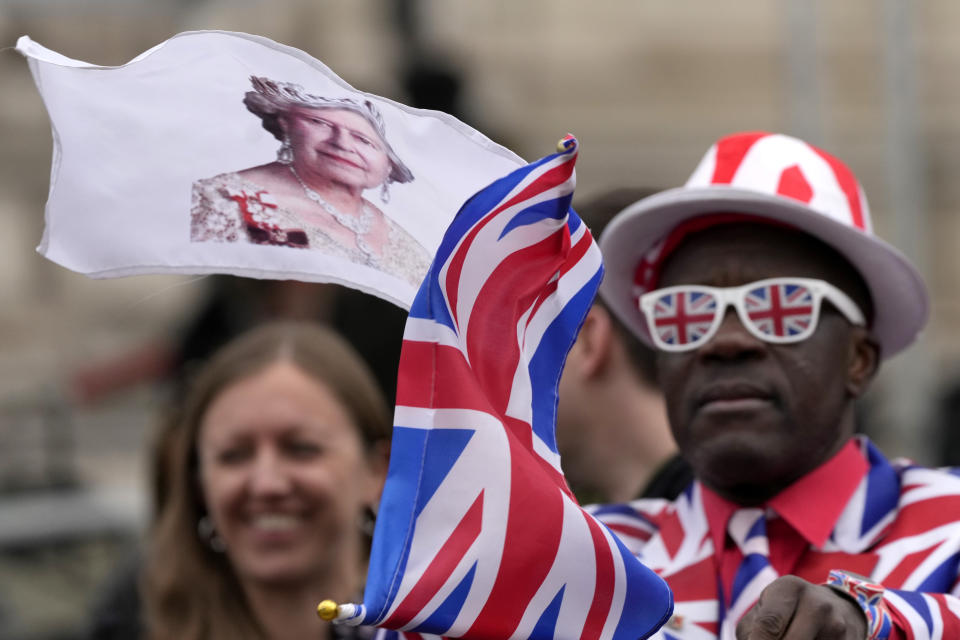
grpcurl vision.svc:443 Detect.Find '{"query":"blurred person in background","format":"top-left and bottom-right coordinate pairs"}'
top-left (556, 189), bottom-right (692, 505)
top-left (82, 283), bottom-right (407, 639)
top-left (140, 321), bottom-right (389, 640)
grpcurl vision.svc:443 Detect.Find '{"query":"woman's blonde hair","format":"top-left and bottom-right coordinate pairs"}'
top-left (144, 321), bottom-right (391, 640)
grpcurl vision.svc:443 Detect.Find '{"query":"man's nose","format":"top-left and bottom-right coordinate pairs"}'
top-left (697, 307), bottom-right (766, 360)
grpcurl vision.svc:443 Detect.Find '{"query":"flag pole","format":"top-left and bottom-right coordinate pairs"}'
top-left (316, 600), bottom-right (365, 625)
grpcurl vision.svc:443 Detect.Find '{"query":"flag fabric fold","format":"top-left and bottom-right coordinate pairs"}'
top-left (341, 136), bottom-right (673, 640)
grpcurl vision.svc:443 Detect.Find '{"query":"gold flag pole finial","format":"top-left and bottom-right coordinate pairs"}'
top-left (317, 599), bottom-right (339, 621)
top-left (556, 133), bottom-right (577, 152)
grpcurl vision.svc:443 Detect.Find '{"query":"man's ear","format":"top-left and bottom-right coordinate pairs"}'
top-left (847, 327), bottom-right (880, 397)
top-left (572, 305), bottom-right (615, 378)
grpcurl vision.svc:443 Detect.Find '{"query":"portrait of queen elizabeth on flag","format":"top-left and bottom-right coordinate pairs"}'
top-left (191, 76), bottom-right (432, 288)
top-left (17, 29), bottom-right (526, 308)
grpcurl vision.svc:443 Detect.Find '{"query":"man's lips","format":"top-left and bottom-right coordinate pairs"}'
top-left (695, 382), bottom-right (775, 414)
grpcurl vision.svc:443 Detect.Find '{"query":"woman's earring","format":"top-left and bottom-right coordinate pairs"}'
top-left (197, 515), bottom-right (227, 553)
top-left (358, 505), bottom-right (377, 537)
top-left (379, 182), bottom-right (391, 204)
top-left (277, 135), bottom-right (294, 165)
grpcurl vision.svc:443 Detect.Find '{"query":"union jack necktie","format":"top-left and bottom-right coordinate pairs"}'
top-left (720, 509), bottom-right (779, 640)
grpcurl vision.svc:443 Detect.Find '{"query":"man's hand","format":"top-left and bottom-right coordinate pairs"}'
top-left (736, 576), bottom-right (868, 639)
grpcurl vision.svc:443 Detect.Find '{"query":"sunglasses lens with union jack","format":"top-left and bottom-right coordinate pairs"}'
top-left (638, 277), bottom-right (866, 352)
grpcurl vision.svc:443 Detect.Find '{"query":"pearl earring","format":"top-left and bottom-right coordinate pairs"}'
top-left (277, 135), bottom-right (294, 165)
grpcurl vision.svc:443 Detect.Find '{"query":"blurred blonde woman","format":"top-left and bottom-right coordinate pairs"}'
top-left (145, 321), bottom-right (389, 640)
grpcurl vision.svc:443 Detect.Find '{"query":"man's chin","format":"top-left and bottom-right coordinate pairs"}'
top-left (686, 432), bottom-right (786, 491)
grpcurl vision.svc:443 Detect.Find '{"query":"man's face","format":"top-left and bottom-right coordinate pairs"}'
top-left (654, 223), bottom-right (876, 504)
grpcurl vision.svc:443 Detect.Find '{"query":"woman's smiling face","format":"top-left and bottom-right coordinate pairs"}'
top-left (197, 359), bottom-right (382, 586)
top-left (283, 106), bottom-right (392, 191)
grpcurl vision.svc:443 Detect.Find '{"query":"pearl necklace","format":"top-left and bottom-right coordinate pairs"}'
top-left (289, 165), bottom-right (376, 259)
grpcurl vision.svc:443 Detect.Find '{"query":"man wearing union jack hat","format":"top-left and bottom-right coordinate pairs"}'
top-left (591, 132), bottom-right (960, 639)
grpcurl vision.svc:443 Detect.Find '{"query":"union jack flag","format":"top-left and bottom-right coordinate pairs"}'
top-left (334, 137), bottom-right (673, 639)
top-left (652, 291), bottom-right (717, 346)
top-left (743, 282), bottom-right (814, 338)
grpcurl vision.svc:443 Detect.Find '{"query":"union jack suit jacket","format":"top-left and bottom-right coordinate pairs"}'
top-left (591, 437), bottom-right (960, 640)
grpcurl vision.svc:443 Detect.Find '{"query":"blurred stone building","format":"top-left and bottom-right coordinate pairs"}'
top-left (0, 1), bottom-right (958, 636)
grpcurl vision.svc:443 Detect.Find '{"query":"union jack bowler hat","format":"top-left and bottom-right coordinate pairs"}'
top-left (598, 131), bottom-right (928, 359)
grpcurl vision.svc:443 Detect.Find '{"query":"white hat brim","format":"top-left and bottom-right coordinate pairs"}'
top-left (598, 185), bottom-right (928, 359)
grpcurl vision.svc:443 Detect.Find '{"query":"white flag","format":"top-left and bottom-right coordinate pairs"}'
top-left (17, 30), bottom-right (525, 309)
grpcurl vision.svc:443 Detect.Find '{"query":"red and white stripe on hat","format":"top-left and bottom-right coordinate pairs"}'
top-left (685, 131), bottom-right (873, 234)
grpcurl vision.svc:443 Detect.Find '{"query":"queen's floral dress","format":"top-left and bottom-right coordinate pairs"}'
top-left (191, 172), bottom-right (431, 287)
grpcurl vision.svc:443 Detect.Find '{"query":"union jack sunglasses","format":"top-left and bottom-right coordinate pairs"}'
top-left (638, 277), bottom-right (866, 352)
